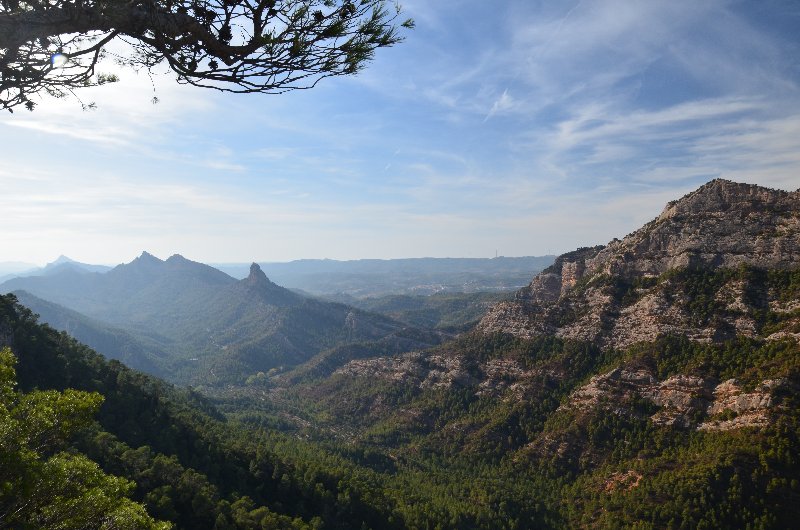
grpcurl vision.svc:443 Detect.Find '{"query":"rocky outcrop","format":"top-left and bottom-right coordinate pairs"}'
top-left (562, 365), bottom-right (784, 431)
top-left (587, 179), bottom-right (800, 277)
top-left (476, 358), bottom-right (534, 398)
top-left (565, 367), bottom-right (713, 427)
top-left (515, 246), bottom-right (605, 304)
top-left (698, 378), bottom-right (783, 431)
top-left (334, 350), bottom-right (553, 400)
top-left (478, 180), bottom-right (800, 348)
top-left (603, 470), bottom-right (643, 492)
top-left (335, 351), bottom-right (478, 390)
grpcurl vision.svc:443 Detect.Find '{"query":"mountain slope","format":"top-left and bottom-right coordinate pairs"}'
top-left (322, 180), bottom-right (800, 435)
top-left (477, 179), bottom-right (800, 348)
top-left (11, 289), bottom-right (170, 377)
top-left (279, 179), bottom-right (800, 528)
top-left (2, 255), bottom-right (444, 385)
top-left (0, 293), bottom-right (409, 529)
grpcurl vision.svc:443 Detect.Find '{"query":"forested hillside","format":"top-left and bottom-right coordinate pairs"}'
top-left (2, 259), bottom-right (445, 386)
top-left (3, 180), bottom-right (800, 528)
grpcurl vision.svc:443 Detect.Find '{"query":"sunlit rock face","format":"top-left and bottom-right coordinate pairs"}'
top-left (477, 179), bottom-right (800, 349)
top-left (561, 365), bottom-right (786, 431)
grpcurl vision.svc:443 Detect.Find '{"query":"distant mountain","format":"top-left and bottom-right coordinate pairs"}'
top-left (0, 260), bottom-right (37, 276)
top-left (211, 256), bottom-right (555, 296)
top-left (0, 255), bottom-right (111, 283)
top-left (1, 254), bottom-right (444, 385)
top-left (40, 254), bottom-right (113, 275)
top-left (0, 261), bottom-right (39, 283)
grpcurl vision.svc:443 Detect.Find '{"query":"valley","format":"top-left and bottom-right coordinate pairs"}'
top-left (2, 179), bottom-right (800, 529)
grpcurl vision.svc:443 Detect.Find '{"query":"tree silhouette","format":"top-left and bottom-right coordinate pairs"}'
top-left (0, 0), bottom-right (412, 111)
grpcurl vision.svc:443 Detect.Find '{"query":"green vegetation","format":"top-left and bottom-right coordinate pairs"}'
top-left (332, 290), bottom-right (514, 331)
top-left (2, 263), bottom-right (800, 528)
top-left (0, 347), bottom-right (169, 529)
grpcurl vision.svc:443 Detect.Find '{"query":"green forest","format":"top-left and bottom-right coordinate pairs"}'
top-left (2, 263), bottom-right (800, 529)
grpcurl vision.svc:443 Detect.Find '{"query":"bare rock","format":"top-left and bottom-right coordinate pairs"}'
top-left (562, 364), bottom-right (781, 431)
top-left (603, 470), bottom-right (643, 493)
top-left (479, 179), bottom-right (800, 349)
top-left (698, 378), bottom-right (782, 431)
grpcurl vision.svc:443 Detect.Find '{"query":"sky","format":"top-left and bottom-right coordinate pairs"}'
top-left (2, 0), bottom-right (800, 266)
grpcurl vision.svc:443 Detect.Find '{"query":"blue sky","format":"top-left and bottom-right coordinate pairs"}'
top-left (2, 0), bottom-right (800, 265)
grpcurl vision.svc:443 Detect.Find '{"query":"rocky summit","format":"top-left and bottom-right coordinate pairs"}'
top-left (477, 179), bottom-right (800, 349)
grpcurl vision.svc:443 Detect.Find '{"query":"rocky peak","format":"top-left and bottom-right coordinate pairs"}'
top-left (478, 179), bottom-right (800, 348)
top-left (656, 179), bottom-right (791, 222)
top-left (50, 255), bottom-right (75, 265)
top-left (245, 262), bottom-right (270, 285)
top-left (587, 179), bottom-right (799, 279)
top-left (126, 251), bottom-right (165, 271)
top-left (135, 251), bottom-right (163, 263)
top-left (237, 262), bottom-right (303, 307)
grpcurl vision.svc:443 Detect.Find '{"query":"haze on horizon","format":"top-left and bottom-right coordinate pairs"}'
top-left (2, 0), bottom-right (800, 266)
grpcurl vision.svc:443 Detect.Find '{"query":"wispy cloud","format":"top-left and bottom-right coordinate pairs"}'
top-left (484, 89), bottom-right (514, 121)
top-left (2, 0), bottom-right (800, 263)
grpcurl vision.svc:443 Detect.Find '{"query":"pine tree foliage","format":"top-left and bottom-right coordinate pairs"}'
top-left (0, 0), bottom-right (412, 111)
top-left (0, 347), bottom-right (170, 529)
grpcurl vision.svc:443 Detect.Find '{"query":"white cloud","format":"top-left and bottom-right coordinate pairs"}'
top-left (3, 0), bottom-right (800, 264)
top-left (484, 89), bottom-right (515, 121)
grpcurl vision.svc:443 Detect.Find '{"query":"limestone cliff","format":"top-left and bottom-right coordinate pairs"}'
top-left (562, 365), bottom-right (786, 431)
top-left (478, 179), bottom-right (800, 349)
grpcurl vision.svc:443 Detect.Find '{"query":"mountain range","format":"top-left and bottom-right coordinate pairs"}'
top-left (2, 178), bottom-right (799, 528)
top-left (0, 255), bottom-right (554, 298)
top-left (3, 254), bottom-right (448, 385)
top-left (0, 255), bottom-right (111, 283)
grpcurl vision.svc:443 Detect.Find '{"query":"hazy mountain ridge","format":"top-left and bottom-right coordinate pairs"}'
top-left (213, 256), bottom-right (555, 297)
top-left (2, 254), bottom-right (447, 386)
top-left (11, 289), bottom-right (170, 376)
top-left (0, 255), bottom-right (112, 283)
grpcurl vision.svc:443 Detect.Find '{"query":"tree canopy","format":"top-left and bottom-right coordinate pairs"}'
top-left (0, 0), bottom-right (412, 111)
top-left (0, 347), bottom-right (170, 528)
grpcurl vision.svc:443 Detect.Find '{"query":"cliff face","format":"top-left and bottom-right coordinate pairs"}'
top-left (478, 179), bottom-right (800, 349)
top-left (591, 179), bottom-right (799, 277)
top-left (562, 365), bottom-right (785, 431)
